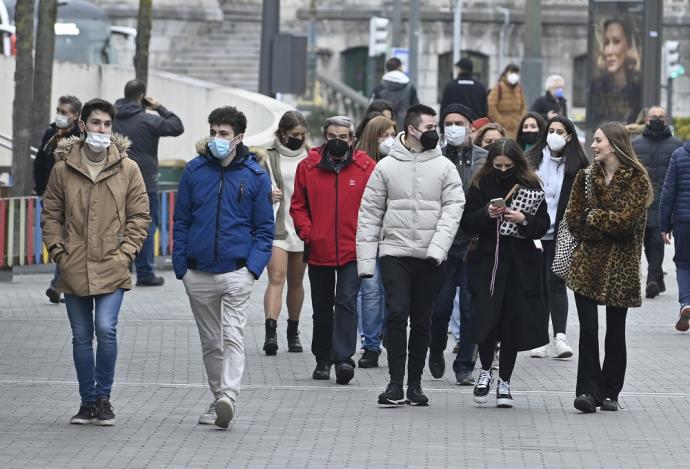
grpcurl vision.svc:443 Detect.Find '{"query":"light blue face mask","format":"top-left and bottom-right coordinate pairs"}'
top-left (554, 87), bottom-right (565, 98)
top-left (208, 137), bottom-right (233, 159)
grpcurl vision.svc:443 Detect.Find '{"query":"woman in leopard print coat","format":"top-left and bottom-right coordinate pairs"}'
top-left (564, 122), bottom-right (652, 414)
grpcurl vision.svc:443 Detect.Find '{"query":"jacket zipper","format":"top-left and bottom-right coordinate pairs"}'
top-left (334, 171), bottom-right (340, 267)
top-left (214, 167), bottom-right (226, 261)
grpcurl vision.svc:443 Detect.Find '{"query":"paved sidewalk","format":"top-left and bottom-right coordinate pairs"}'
top-left (1, 246), bottom-right (689, 468)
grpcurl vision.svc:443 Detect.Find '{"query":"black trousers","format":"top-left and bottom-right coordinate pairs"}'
top-left (574, 293), bottom-right (628, 403)
top-left (541, 239), bottom-right (569, 335)
top-left (644, 225), bottom-right (665, 286)
top-left (478, 333), bottom-right (517, 382)
top-left (380, 256), bottom-right (444, 385)
top-left (308, 262), bottom-right (361, 364)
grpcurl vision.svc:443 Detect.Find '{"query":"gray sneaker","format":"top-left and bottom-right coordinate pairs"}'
top-left (198, 401), bottom-right (216, 425)
top-left (455, 371), bottom-right (475, 386)
top-left (214, 395), bottom-right (235, 429)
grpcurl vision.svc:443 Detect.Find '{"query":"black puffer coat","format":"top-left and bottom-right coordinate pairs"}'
top-left (632, 127), bottom-right (683, 227)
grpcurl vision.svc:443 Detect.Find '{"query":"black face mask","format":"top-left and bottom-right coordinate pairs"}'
top-left (326, 138), bottom-right (350, 158)
top-left (521, 131), bottom-right (540, 145)
top-left (647, 118), bottom-right (666, 132)
top-left (494, 167), bottom-right (517, 180)
top-left (414, 128), bottom-right (440, 151)
top-left (284, 136), bottom-right (304, 151)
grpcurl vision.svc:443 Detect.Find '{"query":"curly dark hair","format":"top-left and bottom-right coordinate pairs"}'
top-left (80, 98), bottom-right (115, 122)
top-left (208, 106), bottom-right (247, 135)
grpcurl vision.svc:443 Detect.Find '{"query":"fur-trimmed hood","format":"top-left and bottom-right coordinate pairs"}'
top-left (54, 133), bottom-right (131, 163)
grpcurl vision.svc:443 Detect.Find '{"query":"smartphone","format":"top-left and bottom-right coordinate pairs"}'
top-left (490, 198), bottom-right (506, 208)
top-left (142, 97), bottom-right (152, 108)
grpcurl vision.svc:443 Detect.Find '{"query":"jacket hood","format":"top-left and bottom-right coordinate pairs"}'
top-left (684, 141), bottom-right (690, 153)
top-left (114, 98), bottom-right (145, 119)
top-left (382, 70), bottom-right (410, 85)
top-left (54, 133), bottom-right (131, 162)
top-left (388, 132), bottom-right (441, 163)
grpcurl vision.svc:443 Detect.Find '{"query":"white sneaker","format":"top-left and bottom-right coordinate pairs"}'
top-left (552, 333), bottom-right (573, 359)
top-left (530, 344), bottom-right (549, 358)
top-left (214, 395), bottom-right (235, 429)
top-left (198, 401), bottom-right (216, 425)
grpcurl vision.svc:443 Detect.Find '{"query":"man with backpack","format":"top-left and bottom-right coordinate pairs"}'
top-left (371, 57), bottom-right (420, 131)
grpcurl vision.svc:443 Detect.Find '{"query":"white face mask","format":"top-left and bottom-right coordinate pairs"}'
top-left (378, 136), bottom-right (395, 156)
top-left (506, 73), bottom-right (520, 85)
top-left (55, 114), bottom-right (71, 129)
top-left (546, 133), bottom-right (567, 152)
top-left (85, 131), bottom-right (111, 153)
top-left (444, 125), bottom-right (468, 146)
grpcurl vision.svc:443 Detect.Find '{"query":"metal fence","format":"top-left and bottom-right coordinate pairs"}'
top-left (0, 190), bottom-right (179, 268)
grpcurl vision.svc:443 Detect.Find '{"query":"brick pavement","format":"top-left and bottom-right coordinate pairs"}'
top-left (1, 246), bottom-right (689, 468)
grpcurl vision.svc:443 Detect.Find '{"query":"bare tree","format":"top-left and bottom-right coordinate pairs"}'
top-left (11, 0), bottom-right (35, 196)
top-left (134, 0), bottom-right (153, 86)
top-left (32, 0), bottom-right (58, 144)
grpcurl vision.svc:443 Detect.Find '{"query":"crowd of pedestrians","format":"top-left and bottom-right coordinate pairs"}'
top-left (37, 58), bottom-right (689, 430)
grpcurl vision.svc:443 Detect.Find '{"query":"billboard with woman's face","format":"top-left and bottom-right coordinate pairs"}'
top-left (587, 0), bottom-right (644, 129)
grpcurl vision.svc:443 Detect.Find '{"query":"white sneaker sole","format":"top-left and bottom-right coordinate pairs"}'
top-left (473, 393), bottom-right (490, 404)
top-left (69, 417), bottom-right (95, 425)
top-left (94, 418), bottom-right (115, 426)
top-left (214, 399), bottom-right (234, 429)
top-left (496, 397), bottom-right (513, 408)
top-left (378, 399), bottom-right (405, 408)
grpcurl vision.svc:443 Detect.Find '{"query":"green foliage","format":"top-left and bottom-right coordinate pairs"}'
top-left (673, 117), bottom-right (690, 141)
top-left (304, 106), bottom-right (338, 146)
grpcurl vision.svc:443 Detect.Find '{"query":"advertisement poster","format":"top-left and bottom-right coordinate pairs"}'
top-left (587, 0), bottom-right (645, 129)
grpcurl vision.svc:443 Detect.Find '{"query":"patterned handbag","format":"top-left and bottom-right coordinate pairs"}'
top-left (551, 168), bottom-right (594, 280)
top-left (498, 185), bottom-right (545, 238)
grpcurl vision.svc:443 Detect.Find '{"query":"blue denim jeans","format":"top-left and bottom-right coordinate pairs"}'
top-left (358, 260), bottom-right (386, 352)
top-left (674, 222), bottom-right (690, 307)
top-left (135, 192), bottom-right (158, 281)
top-left (429, 245), bottom-right (477, 374)
top-left (64, 289), bottom-right (124, 403)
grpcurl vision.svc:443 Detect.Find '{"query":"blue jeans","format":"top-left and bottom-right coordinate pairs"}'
top-left (674, 222), bottom-right (690, 307)
top-left (358, 261), bottom-right (386, 352)
top-left (64, 289), bottom-right (124, 403)
top-left (135, 192), bottom-right (158, 280)
top-left (429, 245), bottom-right (477, 374)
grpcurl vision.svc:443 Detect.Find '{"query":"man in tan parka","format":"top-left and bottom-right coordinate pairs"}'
top-left (41, 98), bottom-right (150, 426)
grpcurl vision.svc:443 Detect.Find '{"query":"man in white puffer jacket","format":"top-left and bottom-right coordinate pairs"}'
top-left (357, 104), bottom-right (465, 407)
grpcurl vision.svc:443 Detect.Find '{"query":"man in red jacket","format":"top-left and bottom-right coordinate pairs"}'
top-left (290, 116), bottom-right (376, 384)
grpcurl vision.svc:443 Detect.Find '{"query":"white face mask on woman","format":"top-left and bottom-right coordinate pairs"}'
top-left (379, 136), bottom-right (395, 156)
top-left (506, 73), bottom-right (520, 85)
top-left (546, 133), bottom-right (567, 152)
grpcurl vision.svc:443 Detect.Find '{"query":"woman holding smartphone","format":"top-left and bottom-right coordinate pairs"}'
top-left (460, 139), bottom-right (550, 408)
top-left (565, 122), bottom-right (651, 413)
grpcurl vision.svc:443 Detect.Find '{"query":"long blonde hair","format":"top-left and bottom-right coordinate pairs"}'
top-left (598, 122), bottom-right (653, 207)
top-left (356, 116), bottom-right (396, 161)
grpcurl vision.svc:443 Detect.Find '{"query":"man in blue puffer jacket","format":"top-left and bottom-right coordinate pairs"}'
top-left (173, 106), bottom-right (274, 429)
top-left (660, 140), bottom-right (690, 332)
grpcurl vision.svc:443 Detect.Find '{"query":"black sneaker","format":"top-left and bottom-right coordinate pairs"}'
top-left (335, 361), bottom-right (355, 385)
top-left (600, 398), bottom-right (620, 411)
top-left (136, 275), bottom-right (165, 287)
top-left (496, 378), bottom-right (513, 408)
top-left (428, 351), bottom-right (445, 379)
top-left (406, 382), bottom-right (429, 406)
top-left (455, 371), bottom-right (475, 386)
top-left (574, 394), bottom-right (597, 413)
top-left (312, 360), bottom-right (331, 380)
top-left (69, 403), bottom-right (97, 424)
top-left (357, 349), bottom-right (380, 368)
top-left (473, 369), bottom-right (493, 404)
top-left (378, 383), bottom-right (405, 407)
top-left (45, 287), bottom-right (62, 304)
top-left (95, 397), bottom-right (116, 426)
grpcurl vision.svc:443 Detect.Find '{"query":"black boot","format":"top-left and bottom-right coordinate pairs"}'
top-left (286, 319), bottom-right (303, 352)
top-left (263, 319), bottom-right (278, 356)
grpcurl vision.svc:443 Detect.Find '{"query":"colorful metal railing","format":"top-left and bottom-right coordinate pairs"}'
top-left (0, 191), bottom-right (177, 268)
